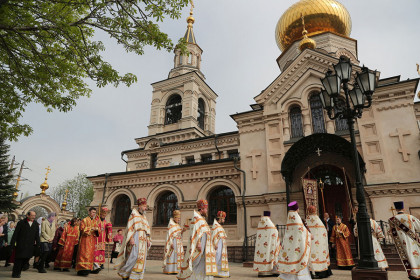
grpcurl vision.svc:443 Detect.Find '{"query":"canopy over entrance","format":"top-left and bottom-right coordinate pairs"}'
top-left (281, 133), bottom-right (365, 183)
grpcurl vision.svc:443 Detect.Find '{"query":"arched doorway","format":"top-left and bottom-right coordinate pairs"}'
top-left (112, 194), bottom-right (131, 227)
top-left (304, 165), bottom-right (353, 227)
top-left (154, 191), bottom-right (178, 226)
top-left (207, 186), bottom-right (237, 225)
top-left (281, 133), bottom-right (367, 244)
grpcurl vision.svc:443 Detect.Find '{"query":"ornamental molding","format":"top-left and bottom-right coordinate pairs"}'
top-left (153, 72), bottom-right (217, 99)
top-left (127, 135), bottom-right (239, 160)
top-left (239, 193), bottom-right (287, 206)
top-left (239, 126), bottom-right (265, 134)
top-left (366, 184), bottom-right (420, 197)
top-left (376, 102), bottom-right (413, 112)
top-left (94, 167), bottom-right (240, 190)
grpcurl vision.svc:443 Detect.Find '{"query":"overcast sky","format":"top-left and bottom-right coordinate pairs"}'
top-left (9, 0), bottom-right (420, 199)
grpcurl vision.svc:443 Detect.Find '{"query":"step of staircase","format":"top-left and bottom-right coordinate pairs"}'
top-left (329, 244), bottom-right (405, 271)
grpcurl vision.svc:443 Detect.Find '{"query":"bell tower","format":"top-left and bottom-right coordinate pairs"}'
top-left (143, 2), bottom-right (217, 148)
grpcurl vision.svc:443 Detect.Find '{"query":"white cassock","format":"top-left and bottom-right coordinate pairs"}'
top-left (389, 213), bottom-right (420, 278)
top-left (354, 219), bottom-right (388, 269)
top-left (277, 211), bottom-right (312, 280)
top-left (163, 218), bottom-right (184, 274)
top-left (212, 220), bottom-right (229, 278)
top-left (306, 214), bottom-right (330, 273)
top-left (253, 216), bottom-right (281, 276)
top-left (177, 211), bottom-right (217, 280)
top-left (116, 209), bottom-right (151, 280)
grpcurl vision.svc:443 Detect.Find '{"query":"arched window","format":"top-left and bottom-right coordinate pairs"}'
top-left (289, 106), bottom-right (303, 138)
top-left (208, 186), bottom-right (237, 224)
top-left (197, 98), bottom-right (205, 130)
top-left (334, 99), bottom-right (348, 131)
top-left (188, 52), bottom-right (193, 64)
top-left (113, 194), bottom-right (131, 227)
top-left (165, 94), bottom-right (182, 125)
top-left (155, 191), bottom-right (178, 226)
top-left (310, 94), bottom-right (326, 133)
top-left (179, 55), bottom-right (184, 65)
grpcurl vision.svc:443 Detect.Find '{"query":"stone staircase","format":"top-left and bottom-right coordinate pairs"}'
top-left (329, 244), bottom-right (404, 271)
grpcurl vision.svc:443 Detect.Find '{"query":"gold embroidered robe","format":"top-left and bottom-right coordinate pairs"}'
top-left (116, 208), bottom-right (151, 278)
top-left (94, 218), bottom-right (112, 264)
top-left (163, 218), bottom-right (184, 274)
top-left (211, 220), bottom-right (229, 277)
top-left (306, 214), bottom-right (330, 272)
top-left (54, 224), bottom-right (79, 269)
top-left (354, 219), bottom-right (388, 269)
top-left (277, 211), bottom-right (311, 274)
top-left (330, 223), bottom-right (354, 267)
top-left (177, 210), bottom-right (217, 280)
top-left (76, 216), bottom-right (100, 272)
top-left (390, 213), bottom-right (420, 278)
top-left (253, 216), bottom-right (281, 274)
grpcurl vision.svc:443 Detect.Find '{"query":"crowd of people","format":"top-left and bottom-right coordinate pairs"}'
top-left (0, 207), bottom-right (112, 278)
top-left (253, 201), bottom-right (419, 280)
top-left (0, 199), bottom-right (419, 280)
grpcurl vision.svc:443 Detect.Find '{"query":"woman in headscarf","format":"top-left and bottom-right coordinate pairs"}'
top-left (4, 221), bottom-right (16, 267)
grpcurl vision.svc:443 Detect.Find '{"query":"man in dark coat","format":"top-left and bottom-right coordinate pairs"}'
top-left (10, 211), bottom-right (40, 278)
top-left (323, 212), bottom-right (335, 258)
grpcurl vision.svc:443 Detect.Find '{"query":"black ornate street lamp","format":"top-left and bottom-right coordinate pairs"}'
top-left (319, 56), bottom-right (378, 270)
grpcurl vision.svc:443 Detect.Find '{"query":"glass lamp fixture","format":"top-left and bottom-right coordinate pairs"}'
top-left (334, 56), bottom-right (352, 82)
top-left (319, 89), bottom-right (334, 109)
top-left (349, 84), bottom-right (365, 108)
top-left (321, 70), bottom-right (341, 98)
top-left (356, 67), bottom-right (376, 97)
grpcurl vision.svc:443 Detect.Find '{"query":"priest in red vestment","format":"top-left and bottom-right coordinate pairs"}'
top-left (54, 218), bottom-right (80, 271)
top-left (94, 207), bottom-right (112, 271)
top-left (76, 207), bottom-right (100, 276)
top-left (330, 216), bottom-right (354, 269)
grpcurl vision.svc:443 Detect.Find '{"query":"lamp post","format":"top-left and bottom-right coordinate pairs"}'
top-left (319, 56), bottom-right (378, 270)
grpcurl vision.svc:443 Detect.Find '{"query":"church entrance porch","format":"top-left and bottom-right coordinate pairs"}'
top-left (281, 134), bottom-right (374, 238)
top-left (305, 164), bottom-right (355, 243)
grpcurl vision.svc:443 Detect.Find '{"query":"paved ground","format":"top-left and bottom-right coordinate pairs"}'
top-left (0, 259), bottom-right (408, 279)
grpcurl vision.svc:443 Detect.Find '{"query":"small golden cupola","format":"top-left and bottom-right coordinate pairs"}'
top-left (299, 15), bottom-right (316, 51)
top-left (275, 0), bottom-right (352, 52)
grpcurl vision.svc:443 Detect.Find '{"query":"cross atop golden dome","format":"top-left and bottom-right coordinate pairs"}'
top-left (299, 15), bottom-right (316, 51)
top-left (275, 0), bottom-right (352, 51)
top-left (40, 166), bottom-right (51, 194)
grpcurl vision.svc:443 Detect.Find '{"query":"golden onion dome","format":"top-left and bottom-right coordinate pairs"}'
top-left (299, 35), bottom-right (316, 51)
top-left (275, 0), bottom-right (352, 51)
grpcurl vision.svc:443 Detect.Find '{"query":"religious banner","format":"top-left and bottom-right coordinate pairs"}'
top-left (302, 178), bottom-right (318, 214)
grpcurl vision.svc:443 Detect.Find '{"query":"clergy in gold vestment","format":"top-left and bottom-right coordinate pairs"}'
top-left (253, 211), bottom-right (281, 277)
top-left (306, 205), bottom-right (332, 279)
top-left (116, 198), bottom-right (151, 280)
top-left (54, 218), bottom-right (79, 271)
top-left (330, 216), bottom-right (354, 268)
top-left (93, 207), bottom-right (112, 271)
top-left (277, 201), bottom-right (312, 280)
top-left (177, 199), bottom-right (217, 280)
top-left (354, 218), bottom-right (388, 269)
top-left (76, 207), bottom-right (100, 276)
top-left (389, 201), bottom-right (420, 279)
top-left (212, 211), bottom-right (229, 278)
top-left (163, 210), bottom-right (185, 274)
